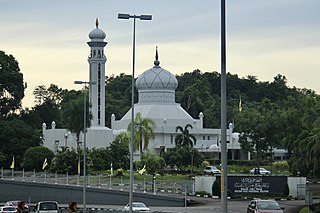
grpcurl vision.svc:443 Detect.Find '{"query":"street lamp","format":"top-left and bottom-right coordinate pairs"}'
top-left (74, 80), bottom-right (96, 213)
top-left (220, 0), bottom-right (228, 212)
top-left (64, 133), bottom-right (68, 147)
top-left (118, 13), bottom-right (152, 213)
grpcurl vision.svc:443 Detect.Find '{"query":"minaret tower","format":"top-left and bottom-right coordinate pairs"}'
top-left (87, 19), bottom-right (107, 127)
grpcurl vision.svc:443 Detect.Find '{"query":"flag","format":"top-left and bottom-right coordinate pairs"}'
top-left (10, 156), bottom-right (15, 169)
top-left (138, 165), bottom-right (146, 175)
top-left (78, 159), bottom-right (80, 175)
top-left (42, 158), bottom-right (48, 170)
top-left (239, 96), bottom-right (243, 112)
top-left (110, 163), bottom-right (113, 176)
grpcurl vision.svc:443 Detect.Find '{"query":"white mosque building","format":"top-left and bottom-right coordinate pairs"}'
top-left (42, 20), bottom-right (244, 161)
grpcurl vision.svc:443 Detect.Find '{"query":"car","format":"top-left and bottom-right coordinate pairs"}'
top-left (5, 201), bottom-right (28, 212)
top-left (123, 202), bottom-right (151, 212)
top-left (250, 167), bottom-right (271, 175)
top-left (34, 201), bottom-right (59, 213)
top-left (247, 199), bottom-right (284, 213)
top-left (204, 166), bottom-right (221, 175)
top-left (0, 206), bottom-right (18, 213)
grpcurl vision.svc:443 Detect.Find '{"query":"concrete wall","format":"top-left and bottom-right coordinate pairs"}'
top-left (0, 180), bottom-right (184, 207)
top-left (288, 176), bottom-right (307, 198)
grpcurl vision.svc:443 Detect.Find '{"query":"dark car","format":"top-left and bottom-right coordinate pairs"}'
top-left (247, 199), bottom-right (284, 213)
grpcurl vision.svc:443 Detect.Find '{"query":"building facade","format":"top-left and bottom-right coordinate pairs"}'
top-left (42, 21), bottom-right (244, 160)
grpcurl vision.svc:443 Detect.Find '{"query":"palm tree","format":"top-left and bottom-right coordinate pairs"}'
top-left (175, 124), bottom-right (196, 147)
top-left (304, 128), bottom-right (320, 177)
top-left (128, 113), bottom-right (155, 155)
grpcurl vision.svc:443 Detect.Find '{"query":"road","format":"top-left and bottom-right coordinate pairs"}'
top-left (88, 198), bottom-right (316, 213)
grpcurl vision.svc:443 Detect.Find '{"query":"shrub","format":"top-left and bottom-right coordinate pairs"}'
top-left (283, 183), bottom-right (290, 196)
top-left (212, 180), bottom-right (221, 197)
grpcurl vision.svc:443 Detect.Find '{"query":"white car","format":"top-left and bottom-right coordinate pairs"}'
top-left (250, 167), bottom-right (271, 175)
top-left (204, 166), bottom-right (221, 175)
top-left (0, 206), bottom-right (18, 213)
top-left (123, 202), bottom-right (150, 212)
top-left (34, 201), bottom-right (59, 213)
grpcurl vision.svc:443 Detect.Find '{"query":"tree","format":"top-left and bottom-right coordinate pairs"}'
top-left (175, 124), bottom-right (196, 147)
top-left (137, 153), bottom-right (166, 176)
top-left (23, 146), bottom-right (54, 171)
top-left (0, 118), bottom-right (42, 168)
top-left (163, 146), bottom-right (203, 170)
top-left (89, 148), bottom-right (110, 171)
top-left (0, 50), bottom-right (25, 117)
top-left (303, 128), bottom-right (320, 177)
top-left (236, 104), bottom-right (285, 168)
top-left (128, 113), bottom-right (155, 154)
top-left (61, 92), bottom-right (92, 147)
top-left (50, 148), bottom-right (79, 174)
top-left (109, 132), bottom-right (130, 170)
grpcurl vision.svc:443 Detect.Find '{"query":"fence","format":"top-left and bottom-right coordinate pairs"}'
top-left (1, 168), bottom-right (194, 195)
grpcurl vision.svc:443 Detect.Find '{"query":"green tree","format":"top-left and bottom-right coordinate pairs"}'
top-left (0, 50), bottom-right (25, 117)
top-left (128, 113), bottom-right (155, 154)
top-left (110, 132), bottom-right (130, 170)
top-left (0, 118), bottom-right (41, 168)
top-left (61, 92), bottom-right (92, 147)
top-left (137, 153), bottom-right (166, 176)
top-left (50, 148), bottom-right (79, 174)
top-left (236, 104), bottom-right (284, 168)
top-left (89, 148), bottom-right (110, 171)
top-left (303, 128), bottom-right (320, 177)
top-left (163, 146), bottom-right (203, 170)
top-left (105, 74), bottom-right (132, 127)
top-left (23, 146), bottom-right (54, 171)
top-left (175, 124), bottom-right (196, 147)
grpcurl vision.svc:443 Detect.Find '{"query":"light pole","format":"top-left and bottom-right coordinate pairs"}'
top-left (74, 80), bottom-right (96, 213)
top-left (64, 133), bottom-right (68, 147)
top-left (220, 0), bottom-right (228, 212)
top-left (118, 13), bottom-right (152, 213)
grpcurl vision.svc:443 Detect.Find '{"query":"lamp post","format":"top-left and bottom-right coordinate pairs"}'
top-left (64, 133), bottom-right (68, 147)
top-left (220, 0), bottom-right (228, 212)
top-left (74, 80), bottom-right (96, 213)
top-left (118, 13), bottom-right (152, 213)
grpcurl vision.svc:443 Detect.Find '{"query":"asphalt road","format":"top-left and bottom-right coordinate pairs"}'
top-left (89, 198), bottom-right (317, 213)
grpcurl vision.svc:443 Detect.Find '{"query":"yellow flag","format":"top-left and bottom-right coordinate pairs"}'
top-left (110, 163), bottom-right (113, 176)
top-left (78, 160), bottom-right (80, 175)
top-left (138, 165), bottom-right (146, 175)
top-left (42, 158), bottom-right (48, 170)
top-left (239, 96), bottom-right (243, 112)
top-left (10, 156), bottom-right (15, 169)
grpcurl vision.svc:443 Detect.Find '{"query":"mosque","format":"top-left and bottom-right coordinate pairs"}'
top-left (42, 20), bottom-right (245, 161)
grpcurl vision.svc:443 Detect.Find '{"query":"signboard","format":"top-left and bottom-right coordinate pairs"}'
top-left (216, 176), bottom-right (287, 194)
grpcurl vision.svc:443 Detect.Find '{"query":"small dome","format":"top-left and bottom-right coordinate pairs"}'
top-left (136, 48), bottom-right (178, 91)
top-left (88, 19), bottom-right (106, 40)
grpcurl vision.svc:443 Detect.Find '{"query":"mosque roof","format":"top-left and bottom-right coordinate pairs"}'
top-left (135, 47), bottom-right (178, 91)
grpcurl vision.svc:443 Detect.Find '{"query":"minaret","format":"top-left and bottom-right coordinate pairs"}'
top-left (87, 19), bottom-right (107, 127)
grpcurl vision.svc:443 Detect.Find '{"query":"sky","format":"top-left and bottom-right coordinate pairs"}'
top-left (1, 0), bottom-right (319, 108)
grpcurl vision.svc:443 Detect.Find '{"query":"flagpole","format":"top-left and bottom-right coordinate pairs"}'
top-left (109, 175), bottom-right (112, 190)
top-left (10, 156), bottom-right (14, 180)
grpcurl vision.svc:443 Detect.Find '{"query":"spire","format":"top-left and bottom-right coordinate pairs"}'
top-left (154, 46), bottom-right (160, 67)
top-left (95, 18), bottom-right (99, 28)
